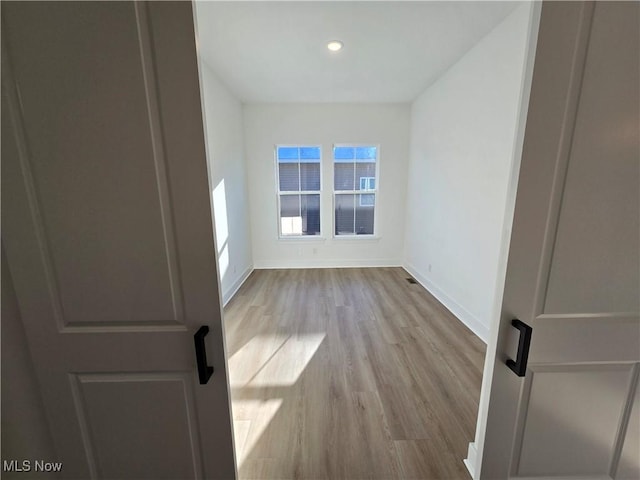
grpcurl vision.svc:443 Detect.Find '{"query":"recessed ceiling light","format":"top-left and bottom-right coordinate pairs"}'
top-left (327, 40), bottom-right (343, 52)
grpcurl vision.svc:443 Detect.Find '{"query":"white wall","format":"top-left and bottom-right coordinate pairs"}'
top-left (200, 61), bottom-right (253, 304)
top-left (404, 4), bottom-right (533, 342)
top-left (244, 104), bottom-right (410, 268)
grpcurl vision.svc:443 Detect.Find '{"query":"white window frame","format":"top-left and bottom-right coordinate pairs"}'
top-left (332, 144), bottom-right (380, 238)
top-left (274, 145), bottom-right (323, 239)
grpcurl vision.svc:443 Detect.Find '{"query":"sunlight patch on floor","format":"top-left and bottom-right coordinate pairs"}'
top-left (228, 332), bottom-right (326, 469)
top-left (232, 399), bottom-right (283, 468)
top-left (228, 333), bottom-right (325, 387)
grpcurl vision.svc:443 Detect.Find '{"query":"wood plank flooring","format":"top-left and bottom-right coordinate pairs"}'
top-left (223, 268), bottom-right (486, 479)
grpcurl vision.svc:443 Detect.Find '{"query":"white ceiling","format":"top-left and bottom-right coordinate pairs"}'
top-left (194, 1), bottom-right (519, 103)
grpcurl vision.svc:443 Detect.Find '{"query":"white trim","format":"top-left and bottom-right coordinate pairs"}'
top-left (403, 263), bottom-right (489, 343)
top-left (191, 9), bottom-right (239, 478)
top-left (471, 4), bottom-right (543, 478)
top-left (331, 235), bottom-right (381, 242)
top-left (277, 236), bottom-right (327, 243)
top-left (464, 442), bottom-right (478, 480)
top-left (222, 266), bottom-right (254, 306)
top-left (254, 259), bottom-right (400, 269)
top-left (278, 233), bottom-right (324, 240)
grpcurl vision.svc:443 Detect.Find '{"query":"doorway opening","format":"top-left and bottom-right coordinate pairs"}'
top-left (193, 2), bottom-right (539, 477)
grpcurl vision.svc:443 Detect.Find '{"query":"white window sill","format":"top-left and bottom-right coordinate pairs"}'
top-left (332, 235), bottom-right (381, 242)
top-left (278, 236), bottom-right (327, 242)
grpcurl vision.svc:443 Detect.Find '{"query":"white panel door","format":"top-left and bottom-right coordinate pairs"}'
top-left (1, 2), bottom-right (236, 478)
top-left (481, 2), bottom-right (639, 479)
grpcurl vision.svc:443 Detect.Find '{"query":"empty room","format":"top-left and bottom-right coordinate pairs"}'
top-left (3, 1), bottom-right (638, 479)
top-left (193, 1), bottom-right (531, 478)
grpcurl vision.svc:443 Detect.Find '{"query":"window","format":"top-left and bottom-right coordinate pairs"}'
top-left (333, 145), bottom-right (378, 236)
top-left (276, 146), bottom-right (321, 237)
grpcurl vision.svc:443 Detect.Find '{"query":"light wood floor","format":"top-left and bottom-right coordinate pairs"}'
top-left (223, 268), bottom-right (485, 479)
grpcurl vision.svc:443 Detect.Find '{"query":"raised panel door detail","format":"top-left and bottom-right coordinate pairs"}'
top-left (517, 365), bottom-right (634, 477)
top-left (2, 1), bottom-right (182, 327)
top-left (74, 373), bottom-right (203, 479)
top-left (543, 2), bottom-right (640, 315)
top-left (615, 382), bottom-right (640, 479)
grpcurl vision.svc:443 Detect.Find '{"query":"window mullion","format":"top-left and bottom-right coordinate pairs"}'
top-left (353, 193), bottom-right (356, 235)
top-left (298, 159), bottom-right (302, 220)
top-left (353, 161), bottom-right (357, 234)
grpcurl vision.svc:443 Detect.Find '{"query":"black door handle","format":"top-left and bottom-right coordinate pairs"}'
top-left (194, 326), bottom-right (214, 384)
top-left (506, 319), bottom-right (532, 377)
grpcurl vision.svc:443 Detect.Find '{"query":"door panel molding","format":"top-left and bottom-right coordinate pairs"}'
top-left (532, 1), bottom-right (595, 318)
top-left (133, 2), bottom-right (185, 327)
top-left (509, 362), bottom-right (534, 478)
top-left (68, 374), bottom-right (99, 478)
top-left (70, 372), bottom-right (206, 479)
top-left (531, 315), bottom-right (640, 365)
top-left (1, 30), bottom-right (67, 331)
top-left (2, 2), bottom-right (188, 333)
top-left (609, 364), bottom-right (640, 479)
top-left (511, 363), bottom-right (638, 479)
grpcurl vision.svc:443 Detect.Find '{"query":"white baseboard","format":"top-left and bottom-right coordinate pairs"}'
top-left (403, 263), bottom-right (489, 343)
top-left (464, 442), bottom-right (478, 479)
top-left (222, 265), bottom-right (254, 306)
top-left (253, 259), bottom-right (401, 269)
